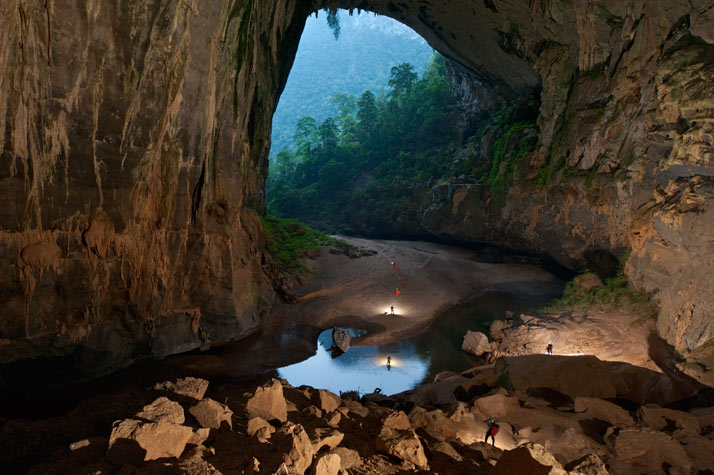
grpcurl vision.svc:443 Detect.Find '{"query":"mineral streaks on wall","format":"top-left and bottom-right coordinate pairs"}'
top-left (0, 0), bottom-right (308, 379)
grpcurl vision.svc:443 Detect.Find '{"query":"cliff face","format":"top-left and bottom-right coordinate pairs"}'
top-left (2, 1), bottom-right (714, 384)
top-left (0, 0), bottom-right (311, 380)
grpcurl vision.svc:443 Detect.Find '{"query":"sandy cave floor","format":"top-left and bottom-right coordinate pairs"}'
top-left (167, 237), bottom-right (668, 383)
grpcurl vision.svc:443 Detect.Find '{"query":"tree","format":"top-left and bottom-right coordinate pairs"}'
top-left (388, 62), bottom-right (418, 98)
top-left (294, 117), bottom-right (318, 159)
top-left (357, 90), bottom-right (378, 139)
top-left (318, 118), bottom-right (339, 153)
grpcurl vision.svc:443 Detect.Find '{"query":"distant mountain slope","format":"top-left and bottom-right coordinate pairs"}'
top-left (270, 11), bottom-right (434, 155)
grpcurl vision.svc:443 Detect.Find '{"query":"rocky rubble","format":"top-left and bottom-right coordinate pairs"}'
top-left (3, 367), bottom-right (711, 474)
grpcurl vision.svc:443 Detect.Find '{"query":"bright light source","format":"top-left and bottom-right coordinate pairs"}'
top-left (382, 306), bottom-right (402, 315)
top-left (376, 356), bottom-right (398, 367)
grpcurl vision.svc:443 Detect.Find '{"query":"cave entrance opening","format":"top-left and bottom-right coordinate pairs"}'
top-left (266, 9), bottom-right (459, 239)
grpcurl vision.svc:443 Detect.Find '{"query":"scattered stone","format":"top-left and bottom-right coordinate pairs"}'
top-left (190, 398), bottom-right (233, 430)
top-left (274, 422), bottom-right (315, 475)
top-left (153, 377), bottom-right (209, 401)
top-left (382, 410), bottom-right (412, 431)
top-left (311, 428), bottom-right (344, 453)
top-left (462, 331), bottom-right (492, 356)
top-left (490, 319), bottom-right (508, 340)
top-left (136, 397), bottom-right (185, 424)
top-left (303, 405), bottom-right (323, 418)
top-left (69, 436), bottom-right (107, 463)
top-left (429, 440), bottom-right (463, 461)
top-left (247, 417), bottom-right (272, 437)
top-left (329, 447), bottom-right (362, 470)
top-left (311, 453), bottom-right (341, 475)
top-left (520, 442), bottom-right (567, 474)
top-left (343, 399), bottom-right (369, 418)
top-left (246, 379), bottom-right (288, 423)
top-left (326, 411), bottom-right (341, 427)
top-left (332, 328), bottom-right (351, 353)
top-left (574, 397), bottom-right (634, 428)
top-left (107, 418), bottom-right (193, 465)
top-left (311, 389), bottom-right (341, 413)
top-left (375, 426), bottom-right (429, 470)
top-left (188, 428), bottom-right (211, 446)
top-left (565, 453), bottom-right (609, 475)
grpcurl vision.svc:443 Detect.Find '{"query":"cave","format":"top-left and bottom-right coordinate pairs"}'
top-left (1, 1), bottom-right (714, 472)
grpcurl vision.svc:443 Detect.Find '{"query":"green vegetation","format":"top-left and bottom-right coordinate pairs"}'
top-left (268, 53), bottom-right (459, 232)
top-left (260, 215), bottom-right (339, 277)
top-left (271, 11), bottom-right (434, 153)
top-left (547, 271), bottom-right (657, 322)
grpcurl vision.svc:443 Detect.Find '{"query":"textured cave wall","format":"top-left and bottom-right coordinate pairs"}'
top-left (2, 0), bottom-right (714, 386)
top-left (315, 1), bottom-right (714, 384)
top-left (0, 0), bottom-right (311, 382)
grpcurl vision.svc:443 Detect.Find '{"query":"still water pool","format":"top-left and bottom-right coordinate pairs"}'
top-left (278, 291), bottom-right (553, 396)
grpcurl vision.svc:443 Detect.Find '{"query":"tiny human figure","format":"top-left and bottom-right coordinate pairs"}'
top-left (387, 355), bottom-right (392, 371)
top-left (400, 277), bottom-right (405, 285)
top-left (395, 288), bottom-right (400, 297)
top-left (547, 343), bottom-right (553, 355)
top-left (392, 261), bottom-right (398, 273)
top-left (390, 306), bottom-right (394, 314)
top-left (485, 416), bottom-right (499, 446)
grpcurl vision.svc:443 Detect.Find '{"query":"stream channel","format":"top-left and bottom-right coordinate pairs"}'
top-left (277, 291), bottom-right (553, 396)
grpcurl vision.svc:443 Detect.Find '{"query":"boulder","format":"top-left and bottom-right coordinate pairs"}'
top-left (429, 440), bottom-right (463, 461)
top-left (311, 428), bottom-right (344, 452)
top-left (136, 397), bottom-right (185, 424)
top-left (462, 331), bottom-right (492, 356)
top-left (382, 410), bottom-right (412, 431)
top-left (409, 407), bottom-right (483, 445)
top-left (329, 447), bottom-right (361, 470)
top-left (247, 416), bottom-right (275, 440)
top-left (153, 377), bottom-right (209, 401)
top-left (343, 399), bottom-right (369, 418)
top-left (565, 454), bottom-right (609, 475)
top-left (574, 397), bottom-right (634, 428)
top-left (614, 428), bottom-right (691, 474)
top-left (638, 405), bottom-right (700, 435)
top-left (274, 422), bottom-right (315, 475)
top-left (494, 446), bottom-right (553, 475)
top-left (325, 411), bottom-right (341, 427)
top-left (375, 426), bottom-right (429, 470)
top-left (677, 434), bottom-right (714, 473)
top-left (311, 389), bottom-right (341, 413)
top-left (490, 320), bottom-right (508, 340)
top-left (187, 428), bottom-right (211, 446)
top-left (311, 453), bottom-right (341, 475)
top-left (332, 328), bottom-right (351, 353)
top-left (474, 390), bottom-right (520, 418)
top-left (246, 379), bottom-right (288, 423)
top-left (497, 355), bottom-right (617, 399)
top-left (573, 273), bottom-right (603, 291)
top-left (189, 398), bottom-right (233, 430)
top-left (107, 418), bottom-right (193, 465)
top-left (520, 443), bottom-right (567, 474)
top-left (303, 406), bottom-right (323, 418)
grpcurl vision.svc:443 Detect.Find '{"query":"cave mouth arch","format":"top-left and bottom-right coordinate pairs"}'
top-left (266, 6), bottom-right (543, 239)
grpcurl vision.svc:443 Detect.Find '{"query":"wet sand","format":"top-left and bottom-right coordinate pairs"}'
top-left (167, 237), bottom-right (563, 378)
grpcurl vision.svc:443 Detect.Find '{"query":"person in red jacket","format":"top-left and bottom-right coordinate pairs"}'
top-left (485, 416), bottom-right (499, 446)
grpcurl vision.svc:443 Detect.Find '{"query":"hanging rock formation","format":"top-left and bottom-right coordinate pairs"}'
top-left (1, 1), bottom-right (714, 384)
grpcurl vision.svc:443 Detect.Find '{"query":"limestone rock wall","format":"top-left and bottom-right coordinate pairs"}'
top-left (0, 0), bottom-right (310, 380)
top-left (2, 0), bottom-right (714, 385)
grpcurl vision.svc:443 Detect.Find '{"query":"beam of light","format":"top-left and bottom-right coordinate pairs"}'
top-left (381, 306), bottom-right (403, 315)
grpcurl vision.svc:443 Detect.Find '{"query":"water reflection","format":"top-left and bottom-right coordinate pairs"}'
top-left (278, 329), bottom-right (429, 396)
top-left (278, 291), bottom-right (555, 396)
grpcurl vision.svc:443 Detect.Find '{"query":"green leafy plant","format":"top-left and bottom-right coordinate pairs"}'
top-left (261, 215), bottom-right (340, 277)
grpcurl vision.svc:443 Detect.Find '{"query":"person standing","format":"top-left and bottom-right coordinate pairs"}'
top-left (485, 417), bottom-right (499, 446)
top-left (390, 306), bottom-right (394, 315)
top-left (547, 343), bottom-right (553, 355)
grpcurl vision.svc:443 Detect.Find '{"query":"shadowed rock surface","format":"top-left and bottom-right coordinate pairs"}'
top-left (1, 1), bottom-right (714, 387)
